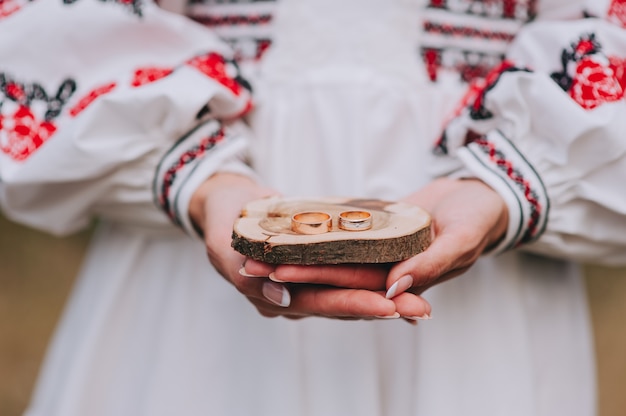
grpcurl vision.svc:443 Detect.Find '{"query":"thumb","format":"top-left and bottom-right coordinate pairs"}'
top-left (385, 231), bottom-right (471, 299)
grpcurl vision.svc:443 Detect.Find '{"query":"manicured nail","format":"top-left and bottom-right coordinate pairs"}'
top-left (268, 272), bottom-right (285, 283)
top-left (385, 275), bottom-right (413, 299)
top-left (238, 267), bottom-right (266, 278)
top-left (374, 312), bottom-right (401, 319)
top-left (262, 281), bottom-right (291, 307)
top-left (404, 313), bottom-right (432, 321)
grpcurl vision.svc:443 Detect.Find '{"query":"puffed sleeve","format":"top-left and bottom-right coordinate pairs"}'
top-left (0, 0), bottom-right (255, 237)
top-left (438, 10), bottom-right (626, 265)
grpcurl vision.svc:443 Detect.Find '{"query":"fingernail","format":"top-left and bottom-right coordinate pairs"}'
top-left (262, 281), bottom-right (291, 307)
top-left (268, 272), bottom-right (285, 283)
top-left (238, 267), bottom-right (267, 278)
top-left (374, 312), bottom-right (400, 319)
top-left (403, 317), bottom-right (419, 326)
top-left (404, 313), bottom-right (432, 321)
top-left (385, 275), bottom-right (413, 299)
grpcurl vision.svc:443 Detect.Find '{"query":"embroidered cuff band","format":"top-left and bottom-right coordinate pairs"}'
top-left (456, 129), bottom-right (550, 253)
top-left (153, 119), bottom-right (250, 236)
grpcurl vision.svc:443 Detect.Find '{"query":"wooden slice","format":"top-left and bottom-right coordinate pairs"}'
top-left (231, 196), bottom-right (431, 265)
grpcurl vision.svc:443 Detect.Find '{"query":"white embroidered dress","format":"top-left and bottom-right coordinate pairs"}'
top-left (1, 1), bottom-right (626, 416)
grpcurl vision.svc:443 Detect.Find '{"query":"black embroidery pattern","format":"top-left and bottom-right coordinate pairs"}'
top-left (427, 0), bottom-right (537, 20)
top-left (472, 135), bottom-right (543, 245)
top-left (187, 0), bottom-right (277, 62)
top-left (62, 0), bottom-right (144, 17)
top-left (0, 73), bottom-right (76, 121)
top-left (0, 73), bottom-right (77, 160)
top-left (550, 33), bottom-right (601, 92)
top-left (421, 0), bottom-right (536, 83)
top-left (158, 126), bottom-right (225, 224)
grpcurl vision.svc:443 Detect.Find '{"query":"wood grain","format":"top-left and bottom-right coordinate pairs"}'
top-left (231, 196), bottom-right (431, 264)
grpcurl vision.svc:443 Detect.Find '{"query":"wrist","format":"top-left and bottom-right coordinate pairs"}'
top-left (462, 178), bottom-right (509, 252)
top-left (189, 172), bottom-right (257, 232)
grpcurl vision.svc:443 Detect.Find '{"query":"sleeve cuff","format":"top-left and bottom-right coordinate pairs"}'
top-left (153, 119), bottom-right (253, 237)
top-left (455, 130), bottom-right (550, 253)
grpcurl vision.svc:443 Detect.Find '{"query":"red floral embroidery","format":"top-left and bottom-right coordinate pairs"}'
top-left (0, 0), bottom-right (22, 19)
top-left (1, 75), bottom-right (75, 161)
top-left (186, 53), bottom-right (243, 96)
top-left (608, 0), bottom-right (626, 28)
top-left (423, 48), bottom-right (441, 82)
top-left (0, 105), bottom-right (57, 161)
top-left (5, 82), bottom-right (26, 102)
top-left (570, 57), bottom-right (624, 110)
top-left (574, 38), bottom-right (597, 56)
top-left (609, 56), bottom-right (626, 91)
top-left (68, 82), bottom-right (117, 117)
top-left (131, 67), bottom-right (174, 87)
top-left (550, 34), bottom-right (626, 110)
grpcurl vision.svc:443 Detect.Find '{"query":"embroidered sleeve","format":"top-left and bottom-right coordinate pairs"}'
top-left (438, 17), bottom-right (626, 265)
top-left (0, 1), bottom-right (254, 236)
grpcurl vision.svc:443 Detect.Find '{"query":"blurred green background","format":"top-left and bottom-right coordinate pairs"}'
top-left (1, 213), bottom-right (625, 415)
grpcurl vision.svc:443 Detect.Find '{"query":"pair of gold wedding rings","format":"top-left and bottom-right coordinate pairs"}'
top-left (291, 210), bottom-right (373, 235)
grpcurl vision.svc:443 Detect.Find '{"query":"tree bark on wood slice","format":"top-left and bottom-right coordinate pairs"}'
top-left (231, 196), bottom-right (431, 265)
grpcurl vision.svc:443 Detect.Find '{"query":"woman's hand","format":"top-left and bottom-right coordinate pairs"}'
top-left (384, 177), bottom-right (509, 301)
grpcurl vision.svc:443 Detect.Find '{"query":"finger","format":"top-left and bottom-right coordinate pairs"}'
top-left (385, 230), bottom-right (477, 298)
top-left (232, 272), bottom-right (295, 309)
top-left (248, 297), bottom-right (290, 318)
top-left (249, 284), bottom-right (403, 320)
top-left (225, 254), bottom-right (292, 308)
top-left (270, 264), bottom-right (389, 291)
top-left (240, 258), bottom-right (276, 278)
top-left (288, 286), bottom-right (399, 319)
top-left (391, 292), bottom-right (432, 320)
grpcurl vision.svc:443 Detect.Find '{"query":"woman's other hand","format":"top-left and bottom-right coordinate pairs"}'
top-left (385, 178), bottom-right (509, 302)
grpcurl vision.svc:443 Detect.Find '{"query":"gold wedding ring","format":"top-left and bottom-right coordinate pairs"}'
top-left (338, 210), bottom-right (372, 231)
top-left (291, 211), bottom-right (332, 235)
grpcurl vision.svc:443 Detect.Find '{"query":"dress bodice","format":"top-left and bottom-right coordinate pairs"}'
top-left (262, 0), bottom-right (426, 84)
top-left (187, 0), bottom-right (588, 84)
